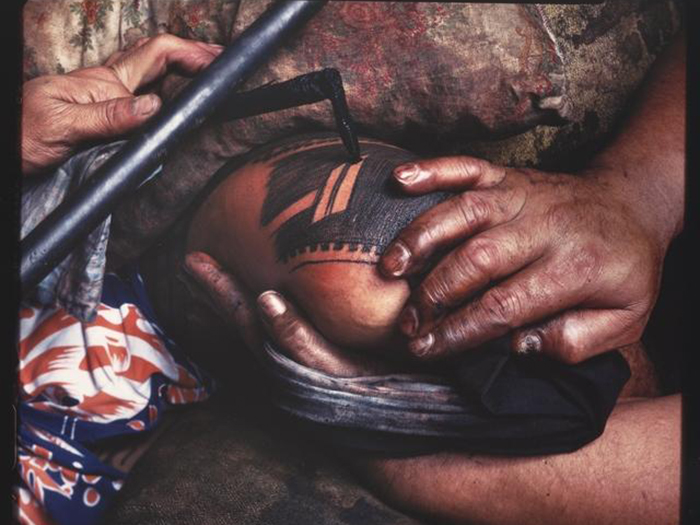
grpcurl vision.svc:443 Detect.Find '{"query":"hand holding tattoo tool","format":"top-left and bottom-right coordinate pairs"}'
top-left (21, 0), bottom-right (360, 296)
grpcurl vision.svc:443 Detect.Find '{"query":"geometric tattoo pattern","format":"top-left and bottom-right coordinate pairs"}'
top-left (258, 135), bottom-right (449, 270)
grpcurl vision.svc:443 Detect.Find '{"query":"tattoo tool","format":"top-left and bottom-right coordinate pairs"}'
top-left (216, 68), bottom-right (360, 163)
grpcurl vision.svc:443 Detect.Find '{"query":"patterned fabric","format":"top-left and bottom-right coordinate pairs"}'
top-left (106, 0), bottom-right (682, 264)
top-left (22, 0), bottom-right (240, 81)
top-left (15, 268), bottom-right (212, 525)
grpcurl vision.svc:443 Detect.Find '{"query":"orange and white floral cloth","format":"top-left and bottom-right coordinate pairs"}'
top-left (15, 268), bottom-right (212, 525)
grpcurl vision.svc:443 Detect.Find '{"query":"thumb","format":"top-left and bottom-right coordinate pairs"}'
top-left (257, 291), bottom-right (387, 377)
top-left (511, 308), bottom-right (644, 364)
top-left (68, 94), bottom-right (161, 143)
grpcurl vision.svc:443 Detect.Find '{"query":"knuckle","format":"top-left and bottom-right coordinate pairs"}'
top-left (152, 33), bottom-right (178, 48)
top-left (405, 222), bottom-right (435, 255)
top-left (438, 317), bottom-right (470, 353)
top-left (277, 317), bottom-right (309, 348)
top-left (558, 326), bottom-right (588, 364)
top-left (458, 238), bottom-right (497, 277)
top-left (456, 193), bottom-right (491, 230)
top-left (456, 157), bottom-right (480, 178)
top-left (480, 288), bottom-right (522, 329)
top-left (101, 98), bottom-right (124, 129)
top-left (416, 279), bottom-right (450, 313)
top-left (570, 245), bottom-right (603, 284)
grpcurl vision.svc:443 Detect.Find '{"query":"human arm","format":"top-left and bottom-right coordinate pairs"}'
top-left (21, 34), bottom-right (223, 175)
top-left (378, 31), bottom-right (686, 364)
top-left (352, 394), bottom-right (680, 525)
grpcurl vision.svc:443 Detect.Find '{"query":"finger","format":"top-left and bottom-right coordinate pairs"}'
top-left (107, 37), bottom-right (151, 65)
top-left (257, 291), bottom-right (379, 377)
top-left (104, 50), bottom-right (126, 68)
top-left (109, 34), bottom-right (223, 93)
top-left (405, 259), bottom-right (586, 360)
top-left (392, 156), bottom-right (507, 194)
top-left (62, 70), bottom-right (133, 101)
top-left (183, 252), bottom-right (261, 351)
top-left (397, 225), bottom-right (544, 337)
top-left (512, 308), bottom-right (645, 364)
top-left (66, 94), bottom-right (162, 142)
top-left (379, 186), bottom-right (526, 278)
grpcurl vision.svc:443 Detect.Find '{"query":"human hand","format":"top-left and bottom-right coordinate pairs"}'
top-left (22, 34), bottom-right (223, 175)
top-left (182, 251), bottom-right (386, 377)
top-left (378, 156), bottom-right (668, 364)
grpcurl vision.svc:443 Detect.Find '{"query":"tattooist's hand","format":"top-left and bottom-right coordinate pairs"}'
top-left (183, 252), bottom-right (386, 377)
top-left (22, 34), bottom-right (223, 175)
top-left (378, 156), bottom-right (669, 365)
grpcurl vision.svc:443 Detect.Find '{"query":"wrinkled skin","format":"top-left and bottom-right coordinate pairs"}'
top-left (21, 34), bottom-right (222, 175)
top-left (182, 30), bottom-right (685, 525)
top-left (377, 30), bottom-right (685, 366)
top-left (378, 158), bottom-right (666, 365)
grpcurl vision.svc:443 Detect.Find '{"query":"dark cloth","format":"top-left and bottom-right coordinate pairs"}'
top-left (258, 337), bottom-right (630, 456)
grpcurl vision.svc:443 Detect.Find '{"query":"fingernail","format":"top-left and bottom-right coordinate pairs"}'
top-left (409, 333), bottom-right (435, 357)
top-left (258, 291), bottom-right (287, 318)
top-left (394, 164), bottom-right (428, 185)
top-left (131, 94), bottom-right (159, 116)
top-left (516, 333), bottom-right (542, 355)
top-left (398, 305), bottom-right (419, 337)
top-left (381, 241), bottom-right (411, 277)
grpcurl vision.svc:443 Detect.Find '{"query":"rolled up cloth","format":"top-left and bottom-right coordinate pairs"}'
top-left (258, 336), bottom-right (630, 456)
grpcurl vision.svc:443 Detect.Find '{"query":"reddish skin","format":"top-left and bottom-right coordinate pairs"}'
top-left (21, 34), bottom-right (223, 175)
top-left (184, 137), bottom-right (414, 354)
top-left (379, 32), bottom-right (686, 364)
top-left (182, 132), bottom-right (658, 395)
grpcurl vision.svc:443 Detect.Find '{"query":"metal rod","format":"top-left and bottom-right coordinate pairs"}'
top-left (21, 0), bottom-right (328, 295)
top-left (217, 68), bottom-right (360, 161)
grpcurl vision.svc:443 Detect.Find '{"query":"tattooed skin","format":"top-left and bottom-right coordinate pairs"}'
top-left (248, 133), bottom-right (449, 271)
top-left (186, 132), bottom-right (450, 348)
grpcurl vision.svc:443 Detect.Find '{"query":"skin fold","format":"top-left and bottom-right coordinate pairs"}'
top-left (21, 34), bottom-right (223, 175)
top-left (22, 23), bottom-right (681, 525)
